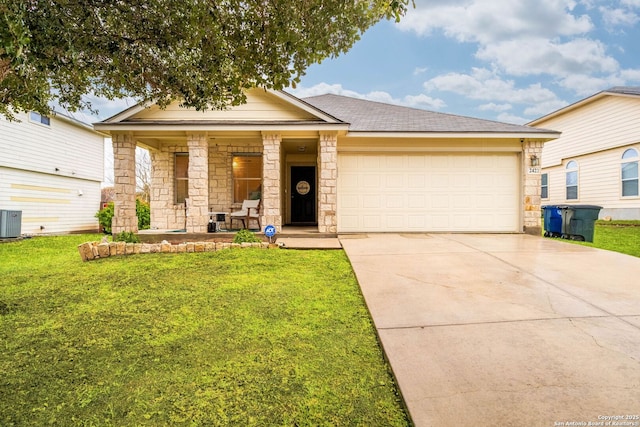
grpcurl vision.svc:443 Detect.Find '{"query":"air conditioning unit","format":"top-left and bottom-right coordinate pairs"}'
top-left (0, 210), bottom-right (22, 238)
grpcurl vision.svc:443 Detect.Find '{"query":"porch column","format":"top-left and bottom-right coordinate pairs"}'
top-left (318, 132), bottom-right (338, 233)
top-left (186, 132), bottom-right (209, 233)
top-left (112, 132), bottom-right (138, 234)
top-left (522, 139), bottom-right (544, 235)
top-left (262, 132), bottom-right (282, 231)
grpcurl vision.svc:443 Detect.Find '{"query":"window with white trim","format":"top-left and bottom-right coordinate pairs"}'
top-left (541, 173), bottom-right (549, 199)
top-left (29, 111), bottom-right (50, 126)
top-left (566, 160), bottom-right (578, 200)
top-left (621, 148), bottom-right (639, 197)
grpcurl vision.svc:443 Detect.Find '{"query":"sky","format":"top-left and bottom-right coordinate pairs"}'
top-left (290, 0), bottom-right (640, 125)
top-left (74, 0), bottom-right (640, 128)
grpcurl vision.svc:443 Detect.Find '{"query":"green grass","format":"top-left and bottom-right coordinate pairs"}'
top-left (0, 235), bottom-right (409, 426)
top-left (553, 220), bottom-right (640, 257)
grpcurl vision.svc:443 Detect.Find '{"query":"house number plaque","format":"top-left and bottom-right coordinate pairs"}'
top-left (296, 181), bottom-right (311, 195)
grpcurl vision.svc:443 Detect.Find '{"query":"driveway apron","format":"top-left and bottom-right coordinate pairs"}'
top-left (340, 233), bottom-right (640, 427)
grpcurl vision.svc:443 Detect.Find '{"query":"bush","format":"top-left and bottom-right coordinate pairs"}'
top-left (96, 202), bottom-right (114, 234)
top-left (95, 199), bottom-right (151, 234)
top-left (113, 231), bottom-right (140, 243)
top-left (233, 229), bottom-right (262, 244)
top-left (136, 199), bottom-right (150, 230)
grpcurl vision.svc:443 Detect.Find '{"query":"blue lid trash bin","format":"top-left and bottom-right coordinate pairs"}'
top-left (541, 205), bottom-right (563, 237)
top-left (560, 205), bottom-right (602, 242)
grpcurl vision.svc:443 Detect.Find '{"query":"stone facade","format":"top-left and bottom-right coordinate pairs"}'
top-left (112, 132), bottom-right (138, 234)
top-left (317, 132), bottom-right (338, 233)
top-left (150, 144), bottom-right (189, 231)
top-left (522, 140), bottom-right (545, 235)
top-left (186, 133), bottom-right (209, 232)
top-left (261, 133), bottom-right (282, 230)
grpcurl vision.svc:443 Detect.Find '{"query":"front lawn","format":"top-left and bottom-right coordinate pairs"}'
top-left (0, 235), bottom-right (409, 426)
top-left (565, 220), bottom-right (640, 257)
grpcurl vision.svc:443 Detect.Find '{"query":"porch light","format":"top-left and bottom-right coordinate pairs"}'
top-left (530, 154), bottom-right (539, 167)
top-left (297, 145), bottom-right (306, 152)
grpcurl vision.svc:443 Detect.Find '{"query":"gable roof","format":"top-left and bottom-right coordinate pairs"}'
top-left (302, 93), bottom-right (558, 136)
top-left (528, 86), bottom-right (640, 126)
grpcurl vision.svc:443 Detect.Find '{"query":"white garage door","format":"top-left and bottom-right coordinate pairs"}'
top-left (337, 153), bottom-right (520, 232)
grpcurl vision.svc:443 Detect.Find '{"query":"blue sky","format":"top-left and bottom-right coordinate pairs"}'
top-left (78, 0), bottom-right (640, 126)
top-left (290, 0), bottom-right (640, 124)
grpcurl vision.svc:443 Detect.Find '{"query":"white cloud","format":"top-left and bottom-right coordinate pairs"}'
top-left (413, 67), bottom-right (429, 76)
top-left (478, 103), bottom-right (512, 112)
top-left (476, 37), bottom-right (619, 76)
top-left (399, 0), bottom-right (592, 43)
top-left (423, 67), bottom-right (568, 118)
top-left (291, 83), bottom-right (447, 110)
top-left (424, 68), bottom-right (561, 105)
top-left (496, 112), bottom-right (529, 125)
top-left (600, 6), bottom-right (639, 27)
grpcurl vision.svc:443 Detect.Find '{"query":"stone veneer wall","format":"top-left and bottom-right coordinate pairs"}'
top-left (112, 133), bottom-right (139, 234)
top-left (151, 140), bottom-right (267, 231)
top-left (150, 144), bottom-right (189, 231)
top-left (78, 240), bottom-right (272, 262)
top-left (208, 141), bottom-right (263, 214)
top-left (317, 133), bottom-right (338, 233)
top-left (522, 140), bottom-right (545, 235)
top-left (261, 133), bottom-right (282, 230)
top-left (186, 134), bottom-right (209, 233)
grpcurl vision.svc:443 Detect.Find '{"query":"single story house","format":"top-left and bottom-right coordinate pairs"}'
top-left (94, 89), bottom-right (559, 235)
top-left (0, 110), bottom-right (105, 235)
top-left (529, 86), bottom-right (640, 220)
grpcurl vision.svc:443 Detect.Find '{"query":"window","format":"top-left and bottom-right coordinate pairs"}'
top-left (541, 173), bottom-right (549, 199)
top-left (29, 111), bottom-right (50, 126)
top-left (175, 153), bottom-right (189, 204)
top-left (232, 154), bottom-right (262, 203)
top-left (622, 148), bottom-right (639, 197)
top-left (566, 160), bottom-right (578, 200)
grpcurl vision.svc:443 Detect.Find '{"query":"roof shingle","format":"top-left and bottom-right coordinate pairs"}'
top-left (302, 93), bottom-right (553, 134)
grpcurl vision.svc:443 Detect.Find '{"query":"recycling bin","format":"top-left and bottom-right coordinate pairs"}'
top-left (560, 205), bottom-right (602, 242)
top-left (541, 205), bottom-right (563, 238)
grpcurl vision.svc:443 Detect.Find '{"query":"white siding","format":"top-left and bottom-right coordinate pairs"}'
top-left (0, 112), bottom-right (104, 234)
top-left (540, 96), bottom-right (640, 167)
top-left (538, 93), bottom-right (640, 219)
top-left (131, 89), bottom-right (318, 122)
top-left (0, 112), bottom-right (104, 182)
top-left (0, 168), bottom-right (101, 234)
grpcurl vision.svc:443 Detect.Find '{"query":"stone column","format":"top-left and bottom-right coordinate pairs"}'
top-left (261, 132), bottom-right (282, 231)
top-left (522, 139), bottom-right (545, 235)
top-left (112, 132), bottom-right (138, 234)
top-left (318, 132), bottom-right (338, 233)
top-left (186, 133), bottom-right (209, 233)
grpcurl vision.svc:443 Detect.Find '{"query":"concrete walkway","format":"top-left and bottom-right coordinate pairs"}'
top-left (340, 233), bottom-right (640, 427)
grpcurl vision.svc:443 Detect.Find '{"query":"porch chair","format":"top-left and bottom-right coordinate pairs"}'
top-left (230, 199), bottom-right (261, 229)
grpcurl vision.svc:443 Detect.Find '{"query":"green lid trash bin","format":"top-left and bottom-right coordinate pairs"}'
top-left (560, 205), bottom-right (602, 242)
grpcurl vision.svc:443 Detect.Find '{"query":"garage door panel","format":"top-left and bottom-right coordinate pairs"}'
top-left (338, 153), bottom-right (520, 233)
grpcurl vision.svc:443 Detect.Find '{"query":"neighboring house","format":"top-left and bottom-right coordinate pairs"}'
top-left (529, 87), bottom-right (640, 220)
top-left (94, 89), bottom-right (559, 235)
top-left (0, 110), bottom-right (105, 234)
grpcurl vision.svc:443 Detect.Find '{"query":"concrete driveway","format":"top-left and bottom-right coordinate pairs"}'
top-left (340, 233), bottom-right (640, 427)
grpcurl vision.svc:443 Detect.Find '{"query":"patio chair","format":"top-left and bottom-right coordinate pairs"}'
top-left (230, 199), bottom-right (261, 229)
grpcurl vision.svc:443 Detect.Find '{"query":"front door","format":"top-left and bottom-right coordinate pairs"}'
top-left (290, 166), bottom-right (316, 224)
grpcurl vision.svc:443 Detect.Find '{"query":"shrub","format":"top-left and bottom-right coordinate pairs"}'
top-left (95, 199), bottom-right (151, 234)
top-left (113, 231), bottom-right (140, 243)
top-left (233, 229), bottom-right (262, 244)
top-left (96, 202), bottom-right (114, 234)
top-left (136, 199), bottom-right (150, 230)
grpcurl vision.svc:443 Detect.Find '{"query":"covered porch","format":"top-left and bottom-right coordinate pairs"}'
top-left (94, 89), bottom-right (348, 237)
